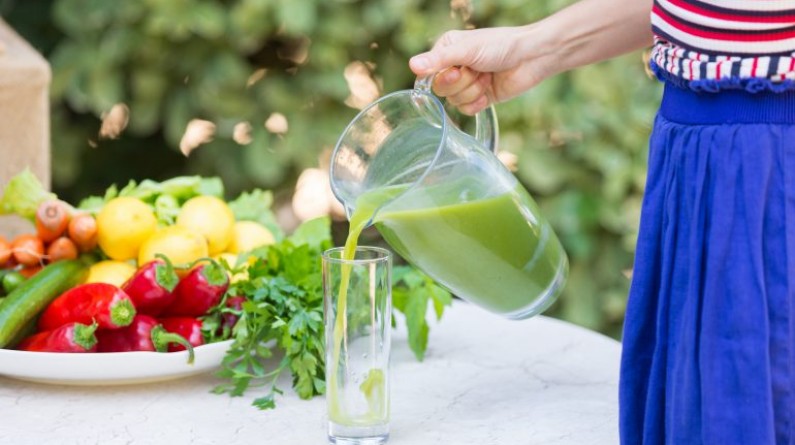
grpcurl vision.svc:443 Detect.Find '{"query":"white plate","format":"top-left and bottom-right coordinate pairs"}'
top-left (0, 340), bottom-right (233, 386)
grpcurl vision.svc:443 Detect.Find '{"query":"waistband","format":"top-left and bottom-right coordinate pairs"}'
top-left (660, 82), bottom-right (795, 125)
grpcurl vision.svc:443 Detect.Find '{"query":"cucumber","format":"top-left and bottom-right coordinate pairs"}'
top-left (5, 316), bottom-right (37, 349)
top-left (0, 259), bottom-right (88, 348)
top-left (2, 271), bottom-right (26, 294)
top-left (0, 269), bottom-right (11, 297)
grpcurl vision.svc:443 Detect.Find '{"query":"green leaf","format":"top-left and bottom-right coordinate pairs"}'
top-left (290, 217), bottom-right (331, 249)
top-left (428, 282), bottom-right (453, 321)
top-left (154, 194), bottom-right (180, 225)
top-left (404, 290), bottom-right (430, 361)
top-left (252, 394), bottom-right (276, 410)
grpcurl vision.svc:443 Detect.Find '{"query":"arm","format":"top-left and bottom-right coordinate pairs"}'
top-left (536, 0), bottom-right (653, 73)
top-left (409, 0), bottom-right (653, 114)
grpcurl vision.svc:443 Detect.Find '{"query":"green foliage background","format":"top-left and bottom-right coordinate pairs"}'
top-left (2, 0), bottom-right (662, 338)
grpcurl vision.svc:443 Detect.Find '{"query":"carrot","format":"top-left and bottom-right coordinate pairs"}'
top-left (19, 265), bottom-right (42, 278)
top-left (67, 213), bottom-right (98, 252)
top-left (12, 235), bottom-right (45, 267)
top-left (36, 200), bottom-right (71, 243)
top-left (46, 237), bottom-right (79, 262)
top-left (0, 236), bottom-right (11, 265)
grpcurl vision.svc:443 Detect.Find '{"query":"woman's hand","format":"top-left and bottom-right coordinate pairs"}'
top-left (408, 0), bottom-right (654, 115)
top-left (409, 26), bottom-right (559, 115)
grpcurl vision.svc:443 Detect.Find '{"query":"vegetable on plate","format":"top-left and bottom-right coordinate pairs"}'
top-left (18, 322), bottom-right (98, 353)
top-left (67, 213), bottom-right (98, 253)
top-left (122, 256), bottom-right (179, 316)
top-left (162, 260), bottom-right (229, 317)
top-left (96, 315), bottom-right (195, 363)
top-left (2, 271), bottom-right (26, 295)
top-left (158, 317), bottom-right (205, 352)
top-left (35, 200), bottom-right (71, 243)
top-left (0, 259), bottom-right (88, 348)
top-left (38, 283), bottom-right (136, 331)
top-left (0, 235), bottom-right (11, 264)
top-left (46, 237), bottom-right (79, 262)
top-left (11, 234), bottom-right (44, 267)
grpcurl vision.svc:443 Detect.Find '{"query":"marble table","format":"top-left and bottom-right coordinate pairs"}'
top-left (0, 302), bottom-right (621, 445)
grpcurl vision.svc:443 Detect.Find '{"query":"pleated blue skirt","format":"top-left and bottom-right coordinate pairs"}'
top-left (620, 83), bottom-right (795, 445)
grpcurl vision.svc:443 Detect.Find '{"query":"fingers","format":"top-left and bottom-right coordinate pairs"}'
top-left (441, 69), bottom-right (489, 106)
top-left (459, 95), bottom-right (490, 116)
top-left (458, 73), bottom-right (492, 115)
top-left (432, 67), bottom-right (469, 97)
top-left (433, 68), bottom-right (491, 116)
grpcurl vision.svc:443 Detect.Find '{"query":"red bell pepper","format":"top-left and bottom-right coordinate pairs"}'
top-left (122, 256), bottom-right (179, 316)
top-left (18, 322), bottom-right (98, 352)
top-left (38, 283), bottom-right (137, 331)
top-left (96, 315), bottom-right (195, 363)
top-left (158, 317), bottom-right (204, 352)
top-left (162, 260), bottom-right (229, 317)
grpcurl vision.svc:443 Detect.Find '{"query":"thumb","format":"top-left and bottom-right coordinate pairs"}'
top-left (409, 52), bottom-right (441, 76)
top-left (409, 38), bottom-right (474, 76)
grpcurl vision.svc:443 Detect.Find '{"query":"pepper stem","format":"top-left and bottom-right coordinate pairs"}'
top-left (151, 325), bottom-right (195, 365)
top-left (109, 298), bottom-right (137, 328)
top-left (200, 260), bottom-right (229, 287)
top-left (73, 322), bottom-right (98, 351)
top-left (154, 254), bottom-right (179, 292)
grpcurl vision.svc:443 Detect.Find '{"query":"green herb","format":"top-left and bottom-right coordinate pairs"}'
top-left (206, 217), bottom-right (330, 409)
top-left (392, 265), bottom-right (453, 361)
top-left (206, 217), bottom-right (452, 409)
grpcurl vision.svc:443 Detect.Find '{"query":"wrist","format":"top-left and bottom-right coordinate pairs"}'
top-left (514, 22), bottom-right (567, 77)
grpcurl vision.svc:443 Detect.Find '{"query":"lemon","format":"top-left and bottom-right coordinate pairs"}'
top-left (228, 221), bottom-right (275, 254)
top-left (97, 197), bottom-right (158, 261)
top-left (138, 226), bottom-right (209, 267)
top-left (85, 260), bottom-right (137, 287)
top-left (176, 196), bottom-right (235, 255)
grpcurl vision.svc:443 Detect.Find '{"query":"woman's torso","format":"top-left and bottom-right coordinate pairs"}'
top-left (650, 0), bottom-right (795, 91)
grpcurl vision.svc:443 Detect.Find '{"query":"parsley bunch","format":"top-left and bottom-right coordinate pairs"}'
top-left (205, 217), bottom-right (452, 409)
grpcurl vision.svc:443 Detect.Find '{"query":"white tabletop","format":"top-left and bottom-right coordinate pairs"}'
top-left (0, 302), bottom-right (621, 445)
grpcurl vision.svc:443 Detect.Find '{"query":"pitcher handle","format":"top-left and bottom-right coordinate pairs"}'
top-left (414, 73), bottom-right (499, 153)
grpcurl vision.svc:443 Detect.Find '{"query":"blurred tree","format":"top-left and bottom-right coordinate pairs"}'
top-left (1, 0), bottom-right (662, 337)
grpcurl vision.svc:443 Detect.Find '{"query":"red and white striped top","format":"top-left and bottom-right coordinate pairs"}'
top-left (651, 0), bottom-right (795, 85)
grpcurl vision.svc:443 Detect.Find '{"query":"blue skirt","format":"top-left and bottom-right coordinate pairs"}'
top-left (620, 83), bottom-right (795, 445)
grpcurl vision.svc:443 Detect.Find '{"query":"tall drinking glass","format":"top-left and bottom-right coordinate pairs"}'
top-left (323, 246), bottom-right (392, 445)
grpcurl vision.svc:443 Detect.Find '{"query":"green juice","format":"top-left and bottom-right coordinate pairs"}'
top-left (376, 185), bottom-right (566, 317)
top-left (327, 212), bottom-right (387, 426)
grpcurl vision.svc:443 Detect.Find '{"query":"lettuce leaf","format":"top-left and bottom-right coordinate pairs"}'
top-left (77, 175), bottom-right (225, 223)
top-left (0, 169), bottom-right (57, 221)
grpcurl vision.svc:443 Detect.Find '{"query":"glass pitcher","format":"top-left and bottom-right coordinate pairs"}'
top-left (330, 75), bottom-right (568, 320)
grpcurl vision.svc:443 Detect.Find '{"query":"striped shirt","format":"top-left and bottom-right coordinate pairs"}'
top-left (650, 0), bottom-right (795, 87)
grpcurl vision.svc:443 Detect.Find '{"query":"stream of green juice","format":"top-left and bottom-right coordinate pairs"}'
top-left (327, 199), bottom-right (384, 426)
